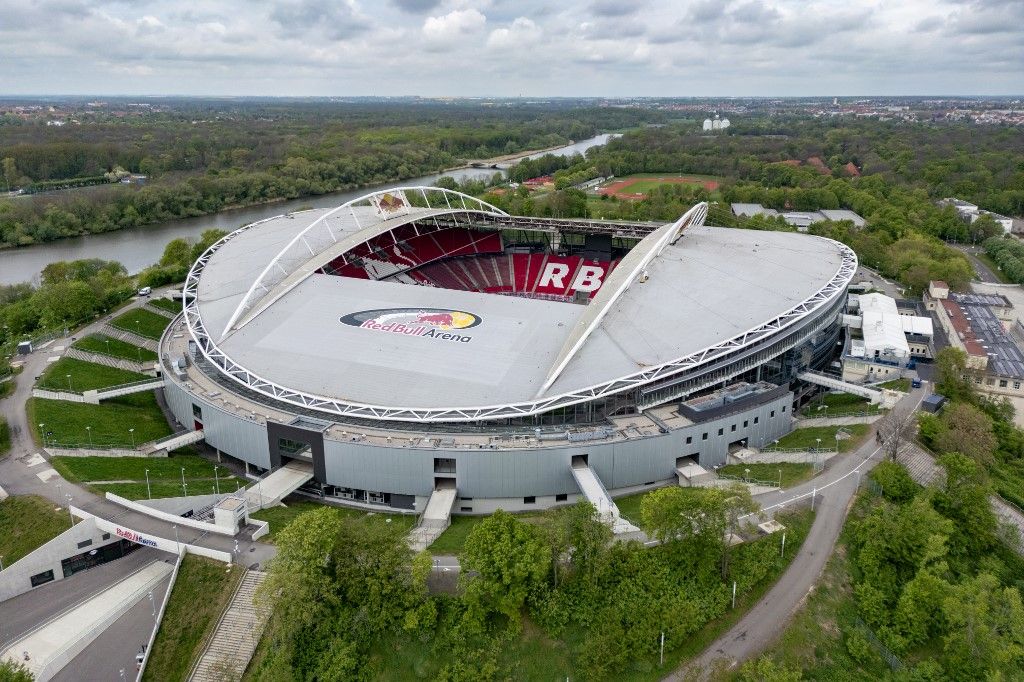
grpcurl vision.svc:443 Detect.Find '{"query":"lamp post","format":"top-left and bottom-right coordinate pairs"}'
top-left (39, 423), bottom-right (45, 447)
top-left (65, 495), bottom-right (74, 527)
top-left (66, 374), bottom-right (72, 391)
top-left (214, 466), bottom-right (220, 495)
top-left (104, 338), bottom-right (110, 355)
top-left (815, 437), bottom-right (821, 452)
top-left (181, 467), bottom-right (186, 496)
top-left (145, 469), bottom-right (151, 499)
top-left (85, 425), bottom-right (92, 447)
top-left (778, 468), bottom-right (783, 489)
top-left (129, 428), bottom-right (135, 448)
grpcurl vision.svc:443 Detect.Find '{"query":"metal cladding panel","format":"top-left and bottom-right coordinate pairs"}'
top-left (321, 440), bottom-right (435, 496)
top-left (165, 382), bottom-right (271, 470)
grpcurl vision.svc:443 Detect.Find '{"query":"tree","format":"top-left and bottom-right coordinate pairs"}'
top-left (869, 461), bottom-right (919, 503)
top-left (934, 347), bottom-right (976, 403)
top-left (935, 402), bottom-right (997, 467)
top-left (2, 157), bottom-right (17, 191)
top-left (551, 500), bottom-right (610, 582)
top-left (0, 659), bottom-right (33, 682)
top-left (877, 405), bottom-right (917, 462)
top-left (159, 238), bottom-right (193, 268)
top-left (460, 510), bottom-right (551, 625)
top-left (738, 656), bottom-right (803, 681)
top-left (942, 573), bottom-right (1024, 680)
top-left (933, 453), bottom-right (998, 559)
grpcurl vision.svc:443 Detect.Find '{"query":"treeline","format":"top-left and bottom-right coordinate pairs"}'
top-left (252, 488), bottom-right (810, 680)
top-left (0, 103), bottom-right (660, 248)
top-left (984, 235), bottom-right (1024, 285)
top-left (0, 231), bottom-right (221, 350)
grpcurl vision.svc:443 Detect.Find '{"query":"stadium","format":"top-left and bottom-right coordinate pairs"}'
top-left (160, 186), bottom-right (856, 526)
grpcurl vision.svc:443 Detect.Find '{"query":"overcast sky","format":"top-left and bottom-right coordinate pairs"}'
top-left (2, 0), bottom-right (1021, 97)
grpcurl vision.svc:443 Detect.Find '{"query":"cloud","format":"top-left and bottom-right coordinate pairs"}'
top-left (423, 7), bottom-right (486, 47)
top-left (589, 0), bottom-right (645, 18)
top-left (269, 0), bottom-right (369, 39)
top-left (391, 0), bottom-right (442, 12)
top-left (487, 17), bottom-right (540, 49)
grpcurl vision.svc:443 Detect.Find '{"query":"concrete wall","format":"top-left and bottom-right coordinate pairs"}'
top-left (137, 493), bottom-right (223, 517)
top-left (0, 518), bottom-right (113, 602)
top-left (104, 493), bottom-right (237, 537)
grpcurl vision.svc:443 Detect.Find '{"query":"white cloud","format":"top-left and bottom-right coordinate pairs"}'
top-left (486, 17), bottom-right (540, 49)
top-left (423, 8), bottom-right (486, 46)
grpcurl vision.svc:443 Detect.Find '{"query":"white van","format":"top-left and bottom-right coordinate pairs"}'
top-left (138, 287), bottom-right (152, 297)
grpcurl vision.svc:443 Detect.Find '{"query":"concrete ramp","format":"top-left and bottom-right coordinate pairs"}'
top-left (2, 560), bottom-right (173, 682)
top-left (798, 370), bottom-right (886, 404)
top-left (408, 482), bottom-right (457, 551)
top-left (570, 458), bottom-right (641, 535)
top-left (145, 429), bottom-right (205, 453)
top-left (244, 460), bottom-right (314, 511)
top-left (91, 377), bottom-right (166, 402)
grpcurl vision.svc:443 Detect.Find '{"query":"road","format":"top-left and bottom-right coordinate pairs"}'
top-left (51, 571), bottom-right (172, 682)
top-left (0, 288), bottom-right (276, 568)
top-left (953, 243), bottom-right (1003, 284)
top-left (669, 386), bottom-right (927, 680)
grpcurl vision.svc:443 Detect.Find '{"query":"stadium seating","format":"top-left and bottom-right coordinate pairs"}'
top-left (320, 227), bottom-right (502, 279)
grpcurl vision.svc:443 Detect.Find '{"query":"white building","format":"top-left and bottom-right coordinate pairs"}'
top-left (939, 197), bottom-right (1014, 234)
top-left (841, 293), bottom-right (933, 382)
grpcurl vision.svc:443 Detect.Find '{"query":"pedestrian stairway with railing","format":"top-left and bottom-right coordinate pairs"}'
top-left (189, 570), bottom-right (269, 682)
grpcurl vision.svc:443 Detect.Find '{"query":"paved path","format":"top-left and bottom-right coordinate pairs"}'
top-left (0, 289), bottom-right (276, 569)
top-left (953, 244), bottom-right (1003, 284)
top-left (669, 386), bottom-right (928, 680)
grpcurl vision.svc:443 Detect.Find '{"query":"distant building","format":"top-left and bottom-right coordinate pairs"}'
top-left (818, 209), bottom-right (866, 228)
top-left (938, 197), bottom-right (1014, 234)
top-left (703, 115), bottom-right (730, 133)
top-left (731, 203), bottom-right (779, 219)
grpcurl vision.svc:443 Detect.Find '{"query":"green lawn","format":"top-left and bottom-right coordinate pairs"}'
top-left (429, 514), bottom-right (486, 555)
top-left (143, 555), bottom-right (243, 682)
top-left (802, 391), bottom-right (880, 416)
top-left (73, 333), bottom-right (158, 362)
top-left (719, 462), bottom-right (815, 488)
top-left (37, 357), bottom-right (149, 393)
top-left (249, 500), bottom-right (415, 543)
top-left (0, 416), bottom-right (9, 459)
top-left (50, 452), bottom-right (237, 500)
top-left (110, 307), bottom-right (172, 339)
top-left (0, 495), bottom-right (73, 565)
top-left (148, 297), bottom-right (183, 314)
top-left (878, 378), bottom-right (911, 392)
top-left (769, 424), bottom-right (869, 452)
top-left (28, 393), bottom-right (173, 448)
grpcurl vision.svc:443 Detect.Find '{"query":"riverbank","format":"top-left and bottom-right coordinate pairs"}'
top-left (0, 133), bottom-right (617, 285)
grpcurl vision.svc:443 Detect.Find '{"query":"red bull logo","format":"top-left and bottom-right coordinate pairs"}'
top-left (340, 308), bottom-right (481, 343)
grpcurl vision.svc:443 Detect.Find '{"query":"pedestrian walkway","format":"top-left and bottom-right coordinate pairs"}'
top-left (1, 560), bottom-right (173, 681)
top-left (64, 347), bottom-right (153, 374)
top-left (100, 325), bottom-right (159, 351)
top-left (243, 460), bottom-right (314, 511)
top-left (895, 444), bottom-right (945, 486)
top-left (189, 570), bottom-right (269, 682)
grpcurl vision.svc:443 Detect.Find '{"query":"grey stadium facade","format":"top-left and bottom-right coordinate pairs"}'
top-left (160, 186), bottom-right (856, 514)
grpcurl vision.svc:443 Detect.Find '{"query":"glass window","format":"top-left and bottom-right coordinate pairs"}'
top-left (524, 496), bottom-right (536, 504)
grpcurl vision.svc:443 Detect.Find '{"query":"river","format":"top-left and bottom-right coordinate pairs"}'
top-left (0, 134), bottom-right (618, 285)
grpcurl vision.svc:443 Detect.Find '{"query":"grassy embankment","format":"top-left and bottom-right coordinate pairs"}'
top-left (28, 393), bottom-right (173, 448)
top-left (718, 462), bottom-right (816, 487)
top-left (148, 297), bottom-right (183, 315)
top-left (110, 307), bottom-right (173, 339)
top-left (50, 451), bottom-right (238, 500)
top-left (770, 424), bottom-right (870, 452)
top-left (73, 333), bottom-right (158, 362)
top-left (37, 356), bottom-right (149, 393)
top-left (142, 555), bottom-right (244, 682)
top-left (801, 391), bottom-right (881, 416)
top-left (0, 495), bottom-right (73, 565)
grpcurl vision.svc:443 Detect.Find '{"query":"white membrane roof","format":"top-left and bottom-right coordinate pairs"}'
top-left (194, 215), bottom-right (847, 411)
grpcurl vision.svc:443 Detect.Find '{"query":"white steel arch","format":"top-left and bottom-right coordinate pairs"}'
top-left (181, 200), bottom-right (858, 423)
top-left (219, 186), bottom-right (507, 339)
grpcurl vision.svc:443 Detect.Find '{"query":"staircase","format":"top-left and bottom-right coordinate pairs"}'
top-left (896, 444), bottom-right (945, 487)
top-left (144, 302), bottom-right (178, 319)
top-left (101, 324), bottom-right (159, 351)
top-left (408, 483), bottom-right (457, 551)
top-left (189, 570), bottom-right (269, 682)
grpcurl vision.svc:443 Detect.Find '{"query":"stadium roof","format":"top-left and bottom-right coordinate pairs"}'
top-left (185, 187), bottom-right (855, 421)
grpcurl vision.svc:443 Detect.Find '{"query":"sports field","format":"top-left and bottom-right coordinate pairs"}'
top-left (598, 174), bottom-right (721, 200)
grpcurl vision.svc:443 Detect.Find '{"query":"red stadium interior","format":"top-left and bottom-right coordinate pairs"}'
top-left (321, 225), bottom-right (622, 302)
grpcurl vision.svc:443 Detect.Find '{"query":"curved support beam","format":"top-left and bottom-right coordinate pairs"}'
top-left (219, 186), bottom-right (507, 340)
top-left (535, 202), bottom-right (708, 397)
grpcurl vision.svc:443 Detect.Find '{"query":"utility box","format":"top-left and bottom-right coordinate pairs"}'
top-left (17, 341), bottom-right (32, 355)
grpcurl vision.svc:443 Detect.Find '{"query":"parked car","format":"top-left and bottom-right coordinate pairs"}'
top-left (138, 286), bottom-right (152, 297)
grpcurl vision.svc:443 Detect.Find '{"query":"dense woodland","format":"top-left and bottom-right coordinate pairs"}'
top-left (0, 102), bottom-right (657, 248)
